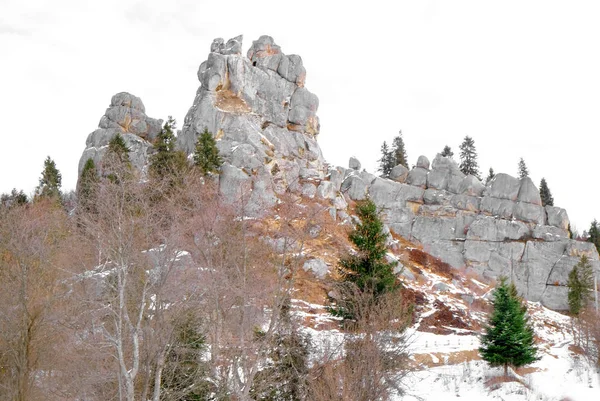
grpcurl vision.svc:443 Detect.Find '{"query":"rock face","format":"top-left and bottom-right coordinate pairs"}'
top-left (78, 92), bottom-right (162, 178)
top-left (179, 35), bottom-right (324, 214)
top-left (334, 154), bottom-right (598, 310)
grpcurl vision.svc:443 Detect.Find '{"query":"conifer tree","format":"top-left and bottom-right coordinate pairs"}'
top-left (485, 168), bottom-right (495, 185)
top-left (441, 145), bottom-right (454, 158)
top-left (150, 116), bottom-right (189, 182)
top-left (479, 278), bottom-right (538, 376)
top-left (587, 219), bottom-right (600, 254)
top-left (108, 133), bottom-right (131, 164)
top-left (36, 156), bottom-right (62, 201)
top-left (193, 128), bottom-right (222, 176)
top-left (539, 178), bottom-right (554, 207)
top-left (518, 158), bottom-right (529, 178)
top-left (0, 188), bottom-right (28, 209)
top-left (77, 158), bottom-right (99, 215)
top-left (377, 141), bottom-right (394, 178)
top-left (458, 136), bottom-right (480, 179)
top-left (567, 255), bottom-right (595, 316)
top-left (391, 131), bottom-right (408, 168)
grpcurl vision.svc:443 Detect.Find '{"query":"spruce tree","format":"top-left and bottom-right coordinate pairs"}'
top-left (479, 278), bottom-right (538, 376)
top-left (391, 131), bottom-right (408, 168)
top-left (441, 145), bottom-right (454, 158)
top-left (458, 136), bottom-right (480, 179)
top-left (107, 133), bottom-right (131, 164)
top-left (568, 255), bottom-right (595, 316)
top-left (36, 156), bottom-right (62, 201)
top-left (539, 178), bottom-right (554, 207)
top-left (377, 141), bottom-right (394, 178)
top-left (77, 158), bottom-right (99, 215)
top-left (193, 128), bottom-right (223, 176)
top-left (588, 220), bottom-right (600, 254)
top-left (485, 168), bottom-right (495, 185)
top-left (518, 158), bottom-right (529, 178)
top-left (150, 116), bottom-right (189, 182)
top-left (0, 188), bottom-right (28, 209)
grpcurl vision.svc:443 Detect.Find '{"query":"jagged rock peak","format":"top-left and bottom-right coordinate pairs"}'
top-left (78, 92), bottom-right (162, 178)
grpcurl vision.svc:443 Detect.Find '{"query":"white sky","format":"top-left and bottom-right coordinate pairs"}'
top-left (1, 0), bottom-right (599, 232)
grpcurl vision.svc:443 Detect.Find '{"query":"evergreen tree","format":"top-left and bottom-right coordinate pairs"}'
top-left (77, 158), bottom-right (99, 215)
top-left (485, 167), bottom-right (495, 185)
top-left (391, 131), bottom-right (408, 168)
top-left (331, 199), bottom-right (398, 320)
top-left (588, 220), bottom-right (600, 254)
top-left (0, 188), bottom-right (28, 209)
top-left (251, 298), bottom-right (311, 401)
top-left (518, 157), bottom-right (529, 178)
top-left (479, 278), bottom-right (538, 376)
top-left (539, 178), bottom-right (554, 207)
top-left (103, 133), bottom-right (132, 183)
top-left (36, 156), bottom-right (62, 200)
top-left (150, 116), bottom-right (189, 182)
top-left (193, 128), bottom-right (222, 176)
top-left (107, 133), bottom-right (131, 164)
top-left (458, 136), bottom-right (480, 179)
top-left (568, 255), bottom-right (595, 316)
top-left (377, 141), bottom-right (394, 178)
top-left (441, 145), bottom-right (454, 158)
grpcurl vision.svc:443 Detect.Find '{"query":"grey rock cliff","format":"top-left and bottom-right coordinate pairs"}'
top-left (78, 92), bottom-right (162, 179)
top-left (179, 35), bottom-right (324, 214)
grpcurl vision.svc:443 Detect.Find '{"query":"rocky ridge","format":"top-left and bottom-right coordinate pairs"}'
top-left (77, 35), bottom-right (598, 311)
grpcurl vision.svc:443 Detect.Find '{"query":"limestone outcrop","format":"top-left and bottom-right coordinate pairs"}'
top-left (78, 92), bottom-right (162, 178)
top-left (334, 154), bottom-right (599, 310)
top-left (179, 35), bottom-right (324, 213)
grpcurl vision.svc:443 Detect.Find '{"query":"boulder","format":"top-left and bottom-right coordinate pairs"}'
top-left (426, 169), bottom-right (448, 191)
top-left (329, 167), bottom-right (345, 191)
top-left (514, 202), bottom-right (545, 225)
top-left (485, 173), bottom-right (521, 201)
top-left (303, 258), bottom-right (329, 279)
top-left (277, 54), bottom-right (306, 86)
top-left (423, 189), bottom-right (452, 206)
top-left (349, 156), bottom-right (361, 170)
top-left (517, 177), bottom-right (542, 206)
top-left (219, 163), bottom-right (252, 203)
top-left (247, 35), bottom-right (282, 71)
top-left (416, 155), bottom-right (430, 169)
top-left (390, 164), bottom-right (409, 183)
top-left (341, 175), bottom-right (367, 200)
top-left (316, 181), bottom-right (336, 200)
top-left (451, 194), bottom-right (480, 212)
top-left (480, 197), bottom-right (515, 220)
top-left (466, 217), bottom-right (530, 242)
top-left (532, 226), bottom-right (570, 241)
top-left (458, 175), bottom-right (485, 197)
top-left (406, 167), bottom-right (428, 188)
top-left (302, 183), bottom-right (317, 198)
top-left (546, 206), bottom-right (570, 230)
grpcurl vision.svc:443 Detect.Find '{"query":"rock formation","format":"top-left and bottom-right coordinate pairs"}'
top-left (335, 154), bottom-right (599, 310)
top-left (179, 35), bottom-right (324, 215)
top-left (77, 35), bottom-right (598, 311)
top-left (78, 92), bottom-right (162, 177)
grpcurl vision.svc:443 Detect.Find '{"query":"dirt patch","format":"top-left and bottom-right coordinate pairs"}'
top-left (412, 350), bottom-right (481, 368)
top-left (418, 299), bottom-right (473, 334)
top-left (408, 248), bottom-right (456, 280)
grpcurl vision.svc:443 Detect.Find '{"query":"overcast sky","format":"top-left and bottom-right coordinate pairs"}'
top-left (1, 0), bottom-right (599, 231)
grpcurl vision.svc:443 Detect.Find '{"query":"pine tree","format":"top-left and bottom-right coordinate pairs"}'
top-left (377, 141), bottom-right (394, 178)
top-left (0, 188), bottom-right (28, 209)
top-left (77, 158), bottom-right (99, 215)
top-left (150, 116), bottom-right (189, 182)
top-left (391, 131), bottom-right (408, 168)
top-left (441, 145), bottom-right (454, 158)
top-left (518, 158), bottom-right (529, 178)
top-left (107, 133), bottom-right (131, 164)
top-left (458, 136), bottom-right (480, 179)
top-left (193, 128), bottom-right (222, 176)
top-left (479, 278), bottom-right (538, 376)
top-left (539, 178), bottom-right (554, 207)
top-left (485, 168), bottom-right (495, 185)
top-left (588, 220), bottom-right (600, 254)
top-left (568, 255), bottom-right (595, 316)
top-left (36, 156), bottom-right (62, 201)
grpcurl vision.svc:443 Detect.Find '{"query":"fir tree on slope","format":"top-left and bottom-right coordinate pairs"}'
top-left (331, 199), bottom-right (398, 320)
top-left (107, 133), bottom-right (131, 164)
top-left (149, 116), bottom-right (188, 182)
top-left (441, 145), bottom-right (454, 158)
top-left (377, 141), bottom-right (394, 178)
top-left (77, 158), bottom-right (99, 215)
top-left (518, 157), bottom-right (529, 178)
top-left (539, 178), bottom-right (554, 207)
top-left (36, 156), bottom-right (62, 201)
top-left (193, 128), bottom-right (223, 176)
top-left (458, 136), bottom-right (480, 179)
top-left (567, 255), bottom-right (595, 316)
top-left (391, 131), bottom-right (408, 168)
top-left (485, 167), bottom-right (495, 185)
top-left (588, 219), bottom-right (600, 254)
top-left (479, 277), bottom-right (538, 376)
